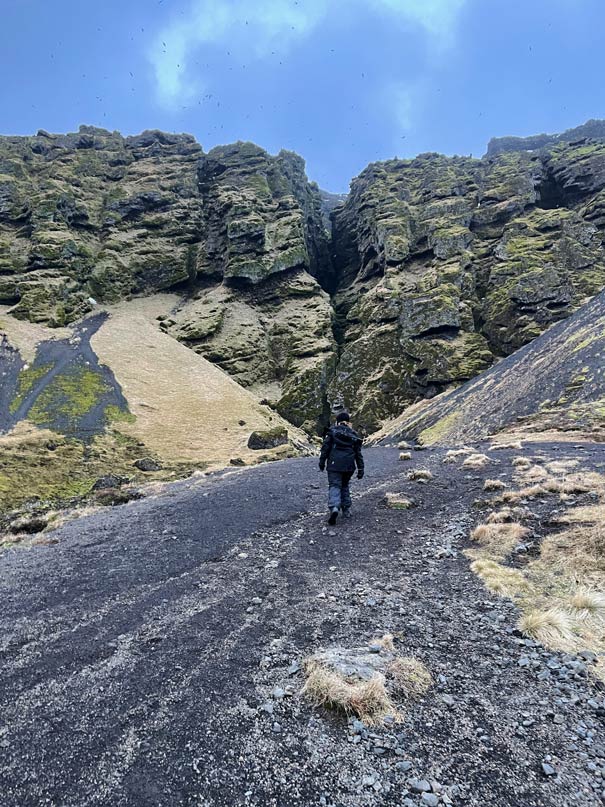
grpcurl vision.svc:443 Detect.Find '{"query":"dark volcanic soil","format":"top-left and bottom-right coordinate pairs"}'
top-left (1, 444), bottom-right (605, 806)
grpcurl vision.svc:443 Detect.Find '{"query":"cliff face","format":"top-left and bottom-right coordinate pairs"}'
top-left (1, 123), bottom-right (605, 437)
top-left (0, 128), bottom-right (335, 432)
top-left (329, 137), bottom-right (605, 431)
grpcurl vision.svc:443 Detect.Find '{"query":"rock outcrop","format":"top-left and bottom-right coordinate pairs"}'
top-left (372, 288), bottom-right (605, 446)
top-left (329, 138), bottom-right (605, 431)
top-left (486, 118), bottom-right (605, 157)
top-left (1, 123), bottom-right (605, 436)
top-left (0, 128), bottom-right (335, 432)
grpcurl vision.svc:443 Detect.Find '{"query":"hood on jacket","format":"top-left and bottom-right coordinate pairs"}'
top-left (330, 424), bottom-right (360, 446)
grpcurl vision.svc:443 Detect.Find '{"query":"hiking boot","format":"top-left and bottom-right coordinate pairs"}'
top-left (342, 508), bottom-right (352, 519)
top-left (328, 507), bottom-right (339, 525)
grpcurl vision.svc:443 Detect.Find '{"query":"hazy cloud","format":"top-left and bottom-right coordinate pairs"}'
top-left (150, 0), bottom-right (468, 108)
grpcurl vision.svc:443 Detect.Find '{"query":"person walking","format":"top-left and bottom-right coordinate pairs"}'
top-left (318, 410), bottom-right (364, 524)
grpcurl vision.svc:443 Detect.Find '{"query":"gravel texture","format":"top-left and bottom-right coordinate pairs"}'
top-left (0, 443), bottom-right (604, 806)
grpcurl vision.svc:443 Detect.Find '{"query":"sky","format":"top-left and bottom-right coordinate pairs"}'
top-left (1, 0), bottom-right (604, 192)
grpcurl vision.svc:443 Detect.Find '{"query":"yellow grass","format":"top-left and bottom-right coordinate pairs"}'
top-left (384, 493), bottom-right (414, 509)
top-left (512, 456), bottom-right (532, 469)
top-left (398, 451), bottom-right (412, 461)
top-left (91, 296), bottom-right (307, 467)
top-left (407, 469), bottom-right (433, 482)
top-left (462, 453), bottom-right (490, 469)
top-left (490, 440), bottom-right (522, 450)
top-left (470, 522), bottom-right (529, 558)
top-left (302, 663), bottom-right (397, 725)
top-left (568, 587), bottom-right (605, 620)
top-left (486, 507), bottom-right (513, 523)
top-left (518, 608), bottom-right (576, 652)
top-left (387, 658), bottom-right (432, 698)
top-left (483, 479), bottom-right (506, 492)
top-left (470, 559), bottom-right (531, 598)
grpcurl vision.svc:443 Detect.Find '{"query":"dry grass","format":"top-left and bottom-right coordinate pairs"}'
top-left (397, 441), bottom-right (411, 450)
top-left (443, 448), bottom-right (473, 464)
top-left (501, 484), bottom-right (550, 503)
top-left (521, 465), bottom-right (549, 482)
top-left (470, 559), bottom-right (531, 598)
top-left (540, 522), bottom-right (605, 576)
top-left (512, 456), bottom-right (532, 469)
top-left (462, 453), bottom-right (491, 470)
top-left (483, 479), bottom-right (507, 492)
top-left (384, 493), bottom-right (414, 510)
top-left (486, 507), bottom-right (513, 523)
top-left (545, 459), bottom-right (580, 475)
top-left (398, 451), bottom-right (412, 461)
top-left (490, 440), bottom-right (523, 450)
top-left (375, 633), bottom-right (395, 652)
top-left (387, 658), bottom-right (432, 699)
top-left (568, 587), bottom-right (605, 620)
top-left (470, 522), bottom-right (529, 558)
top-left (518, 608), bottom-right (576, 651)
top-left (302, 663), bottom-right (397, 725)
top-left (407, 469), bottom-right (433, 482)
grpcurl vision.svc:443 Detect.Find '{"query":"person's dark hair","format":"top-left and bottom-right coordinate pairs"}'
top-left (336, 410), bottom-right (350, 423)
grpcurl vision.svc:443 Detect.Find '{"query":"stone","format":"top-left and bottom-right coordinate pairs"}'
top-left (133, 457), bottom-right (162, 472)
top-left (408, 778), bottom-right (431, 793)
top-left (541, 762), bottom-right (556, 776)
top-left (247, 428), bottom-right (289, 450)
top-left (91, 474), bottom-right (127, 491)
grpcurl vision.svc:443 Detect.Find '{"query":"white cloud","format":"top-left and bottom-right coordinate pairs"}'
top-left (149, 0), bottom-right (468, 109)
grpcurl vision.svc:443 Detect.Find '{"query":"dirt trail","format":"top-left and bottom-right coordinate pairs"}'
top-left (0, 445), bottom-right (604, 806)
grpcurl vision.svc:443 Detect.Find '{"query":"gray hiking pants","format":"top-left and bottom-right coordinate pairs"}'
top-left (327, 471), bottom-right (353, 511)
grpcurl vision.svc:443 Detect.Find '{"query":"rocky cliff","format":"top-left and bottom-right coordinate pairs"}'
top-left (329, 135), bottom-right (605, 431)
top-left (2, 123), bottom-right (605, 437)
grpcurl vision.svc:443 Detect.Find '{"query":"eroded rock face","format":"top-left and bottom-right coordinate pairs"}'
top-left (0, 128), bottom-right (336, 432)
top-left (329, 139), bottom-right (605, 432)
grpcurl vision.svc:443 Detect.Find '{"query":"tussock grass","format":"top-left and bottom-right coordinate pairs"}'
top-left (490, 440), bottom-right (523, 450)
top-left (486, 507), bottom-right (513, 523)
top-left (462, 453), bottom-right (491, 470)
top-left (501, 484), bottom-right (550, 503)
top-left (387, 658), bottom-right (432, 698)
top-left (518, 608), bottom-right (576, 651)
top-left (397, 441), bottom-right (411, 450)
top-left (302, 663), bottom-right (396, 724)
top-left (471, 522), bottom-right (529, 556)
top-left (398, 452), bottom-right (412, 461)
top-left (483, 479), bottom-right (506, 492)
top-left (512, 456), bottom-right (532, 469)
top-left (569, 587), bottom-right (605, 620)
top-left (407, 469), bottom-right (433, 482)
top-left (384, 493), bottom-right (414, 509)
top-left (522, 465), bottom-right (549, 482)
top-left (443, 448), bottom-right (473, 464)
top-left (545, 459), bottom-right (580, 475)
top-left (470, 559), bottom-right (530, 598)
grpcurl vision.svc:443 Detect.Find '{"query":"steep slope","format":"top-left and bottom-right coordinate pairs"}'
top-left (0, 298), bottom-right (308, 511)
top-left (0, 128), bottom-right (335, 431)
top-left (373, 288), bottom-right (605, 446)
top-left (2, 122), bottom-right (605, 436)
top-left (329, 137), bottom-right (605, 431)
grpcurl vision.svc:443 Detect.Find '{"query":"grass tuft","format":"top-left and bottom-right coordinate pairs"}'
top-left (483, 479), bottom-right (507, 492)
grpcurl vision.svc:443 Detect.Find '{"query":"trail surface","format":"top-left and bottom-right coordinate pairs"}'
top-left (1, 445), bottom-right (604, 806)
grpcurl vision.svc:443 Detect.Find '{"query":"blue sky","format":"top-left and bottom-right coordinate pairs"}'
top-left (1, 0), bottom-right (604, 191)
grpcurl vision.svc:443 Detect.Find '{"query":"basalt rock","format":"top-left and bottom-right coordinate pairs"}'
top-left (329, 137), bottom-right (605, 432)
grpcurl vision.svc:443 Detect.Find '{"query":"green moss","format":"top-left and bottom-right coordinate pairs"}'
top-left (9, 362), bottom-right (55, 413)
top-left (105, 405), bottom-right (136, 425)
top-left (28, 366), bottom-right (112, 428)
top-left (417, 411), bottom-right (461, 445)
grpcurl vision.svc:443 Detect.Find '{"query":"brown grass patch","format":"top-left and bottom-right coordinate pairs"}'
top-left (486, 507), bottom-right (513, 523)
top-left (407, 469), bottom-right (433, 482)
top-left (568, 587), bottom-right (605, 620)
top-left (490, 440), bottom-right (523, 450)
top-left (302, 663), bottom-right (396, 724)
top-left (512, 456), bottom-right (532, 469)
top-left (470, 522), bottom-right (529, 558)
top-left (398, 451), bottom-right (412, 461)
top-left (470, 559), bottom-right (531, 598)
top-left (462, 453), bottom-right (491, 470)
top-left (518, 608), bottom-right (576, 651)
top-left (384, 493), bottom-right (415, 510)
top-left (483, 479), bottom-right (506, 492)
top-left (387, 658), bottom-right (432, 699)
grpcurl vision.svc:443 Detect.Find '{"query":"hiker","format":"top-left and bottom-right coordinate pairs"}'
top-left (319, 410), bottom-right (364, 524)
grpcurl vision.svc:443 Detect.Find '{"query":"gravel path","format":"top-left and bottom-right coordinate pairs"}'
top-left (0, 444), bottom-right (604, 806)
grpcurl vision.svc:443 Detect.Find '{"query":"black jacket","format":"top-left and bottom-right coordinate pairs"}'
top-left (319, 424), bottom-right (364, 474)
